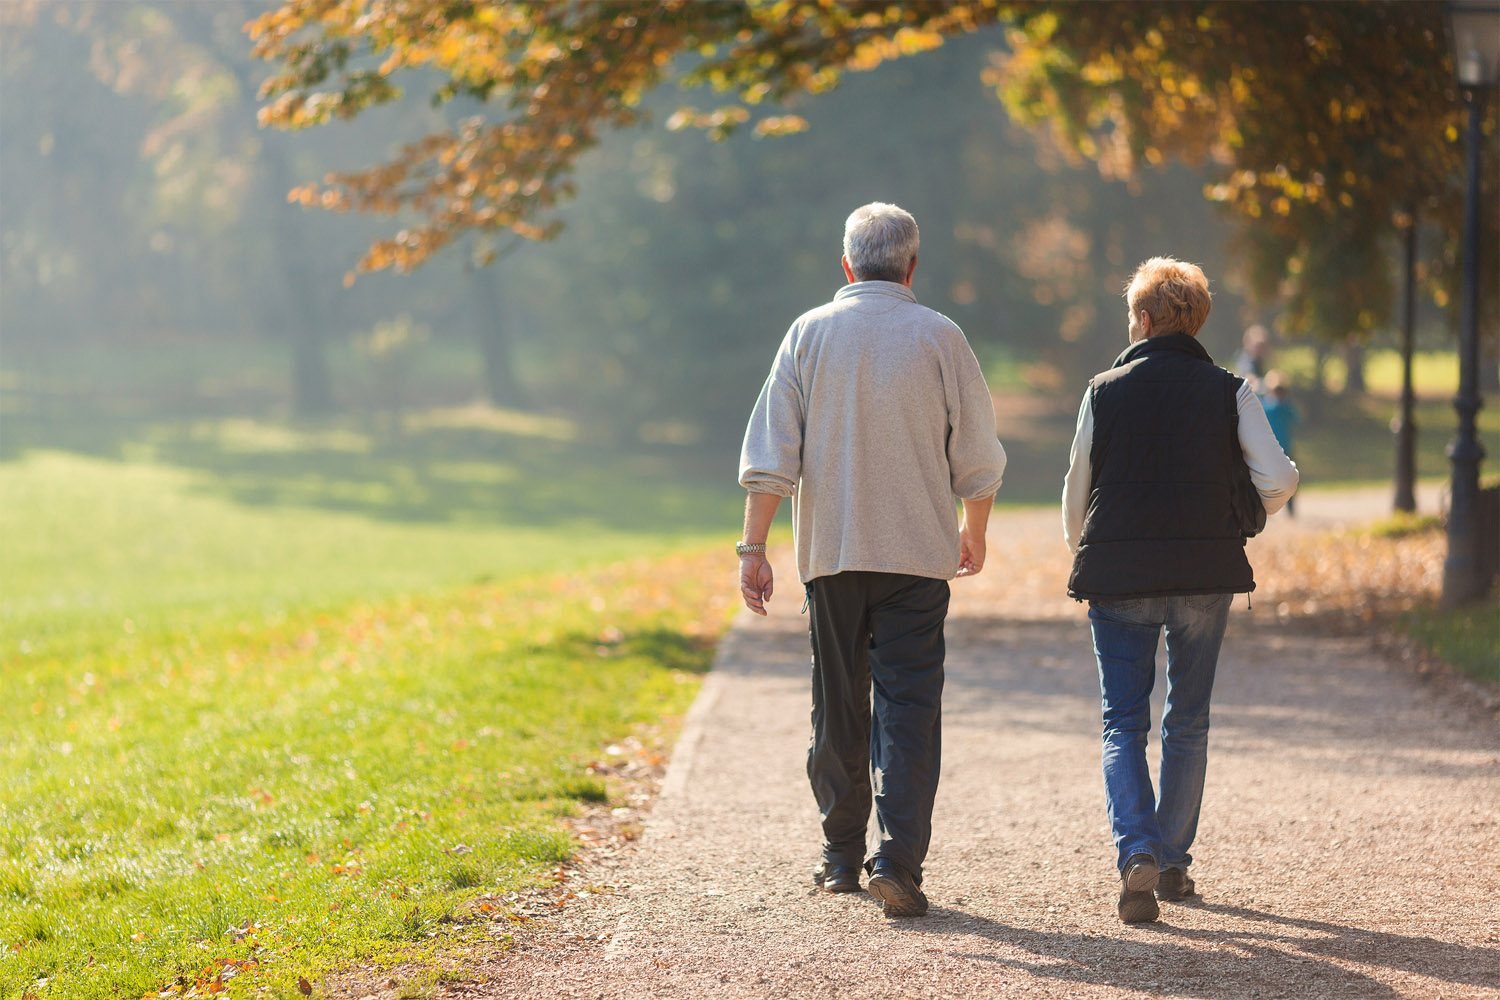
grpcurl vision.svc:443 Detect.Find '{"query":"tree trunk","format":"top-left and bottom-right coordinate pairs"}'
top-left (1341, 342), bottom-right (1367, 395)
top-left (1482, 337), bottom-right (1500, 396)
top-left (292, 330), bottom-right (333, 419)
top-left (193, 11), bottom-right (336, 419)
top-left (469, 271), bottom-right (525, 406)
top-left (1300, 343), bottom-right (1331, 420)
top-left (259, 142), bottom-right (335, 417)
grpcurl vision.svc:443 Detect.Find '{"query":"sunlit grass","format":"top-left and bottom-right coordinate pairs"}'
top-left (2, 555), bottom-right (731, 1000)
top-left (0, 450), bottom-right (731, 660)
top-left (1274, 346), bottom-right (1460, 397)
top-left (1402, 599), bottom-right (1500, 688)
top-left (1360, 510), bottom-right (1500, 690)
top-left (1364, 510), bottom-right (1445, 538)
top-left (1290, 395), bottom-right (1499, 488)
top-left (0, 449), bottom-right (738, 999)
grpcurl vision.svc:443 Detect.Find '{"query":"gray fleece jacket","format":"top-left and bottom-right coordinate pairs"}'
top-left (739, 281), bottom-right (1008, 584)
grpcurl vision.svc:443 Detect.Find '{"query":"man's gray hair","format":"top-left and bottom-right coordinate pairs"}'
top-left (842, 202), bottom-right (919, 283)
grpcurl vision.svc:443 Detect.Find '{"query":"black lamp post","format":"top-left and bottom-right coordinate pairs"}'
top-left (1442, 1), bottom-right (1500, 608)
top-left (1394, 212), bottom-right (1418, 514)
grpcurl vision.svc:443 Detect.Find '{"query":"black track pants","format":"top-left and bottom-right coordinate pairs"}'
top-left (805, 571), bottom-right (949, 881)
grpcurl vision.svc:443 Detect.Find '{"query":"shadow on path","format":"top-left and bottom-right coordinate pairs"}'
top-left (909, 901), bottom-right (1500, 999)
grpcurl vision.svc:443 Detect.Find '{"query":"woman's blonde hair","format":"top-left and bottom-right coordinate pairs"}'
top-left (1125, 257), bottom-right (1212, 337)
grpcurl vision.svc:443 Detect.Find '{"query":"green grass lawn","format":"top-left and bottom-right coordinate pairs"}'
top-left (1275, 347), bottom-right (1461, 397)
top-left (1213, 346), bottom-right (1497, 487)
top-left (1401, 600), bottom-right (1500, 688)
top-left (1292, 394), bottom-right (1500, 487)
top-left (1, 447), bottom-right (731, 661)
top-left (0, 436), bottom-right (740, 1000)
top-left (3, 336), bottom-right (1491, 999)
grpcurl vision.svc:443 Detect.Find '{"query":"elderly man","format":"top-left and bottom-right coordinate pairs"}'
top-left (1062, 256), bottom-right (1298, 923)
top-left (737, 202), bottom-right (1007, 918)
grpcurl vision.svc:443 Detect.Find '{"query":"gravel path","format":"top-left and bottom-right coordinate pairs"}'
top-left (467, 488), bottom-right (1498, 1000)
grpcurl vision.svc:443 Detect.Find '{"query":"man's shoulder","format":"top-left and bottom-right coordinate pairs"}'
top-left (887, 301), bottom-right (972, 354)
top-left (790, 298), bottom-right (845, 328)
top-left (787, 295), bottom-right (962, 335)
top-left (916, 303), bottom-right (967, 339)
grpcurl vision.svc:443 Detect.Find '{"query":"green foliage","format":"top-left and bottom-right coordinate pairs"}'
top-left (494, 32), bottom-right (1251, 436)
top-left (7, 2), bottom-right (1490, 457)
top-left (249, 0), bottom-right (1015, 278)
top-left (248, 0), bottom-right (1496, 358)
top-left (994, 1), bottom-right (1498, 343)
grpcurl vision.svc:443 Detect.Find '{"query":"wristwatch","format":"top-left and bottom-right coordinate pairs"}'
top-left (735, 541), bottom-right (767, 556)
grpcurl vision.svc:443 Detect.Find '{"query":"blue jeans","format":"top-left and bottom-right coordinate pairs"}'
top-left (1089, 594), bottom-right (1232, 872)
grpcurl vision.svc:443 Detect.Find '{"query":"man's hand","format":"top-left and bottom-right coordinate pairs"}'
top-left (957, 525), bottom-right (986, 577)
top-left (739, 554), bottom-right (774, 615)
top-left (738, 492), bottom-right (782, 615)
top-left (956, 494), bottom-right (994, 578)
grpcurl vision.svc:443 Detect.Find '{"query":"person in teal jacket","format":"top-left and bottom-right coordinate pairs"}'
top-left (1260, 370), bottom-right (1301, 515)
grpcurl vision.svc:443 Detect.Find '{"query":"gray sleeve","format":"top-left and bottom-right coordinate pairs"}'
top-left (948, 371), bottom-right (1007, 501)
top-left (1237, 382), bottom-right (1299, 515)
top-left (738, 330), bottom-right (803, 497)
top-left (1061, 389), bottom-right (1093, 553)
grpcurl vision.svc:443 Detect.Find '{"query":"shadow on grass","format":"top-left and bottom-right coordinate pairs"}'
top-left (543, 628), bottom-right (719, 676)
top-left (1, 406), bottom-right (742, 534)
top-left (12, 379), bottom-right (1475, 529)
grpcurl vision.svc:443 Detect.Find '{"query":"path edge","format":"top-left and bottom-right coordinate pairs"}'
top-left (657, 610), bottom-right (753, 803)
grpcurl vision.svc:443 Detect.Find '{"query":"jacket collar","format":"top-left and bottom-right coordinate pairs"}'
top-left (1111, 333), bottom-right (1214, 369)
top-left (834, 280), bottom-right (917, 304)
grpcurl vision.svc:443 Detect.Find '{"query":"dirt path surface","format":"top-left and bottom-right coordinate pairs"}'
top-left (467, 486), bottom-right (1498, 1000)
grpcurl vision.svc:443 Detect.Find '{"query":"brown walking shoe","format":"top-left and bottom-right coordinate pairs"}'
top-left (866, 858), bottom-right (928, 917)
top-left (1118, 853), bottom-right (1160, 923)
top-left (1155, 867), bottom-right (1197, 901)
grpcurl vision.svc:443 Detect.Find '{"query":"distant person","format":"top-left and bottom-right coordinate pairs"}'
top-left (1234, 324), bottom-right (1270, 391)
top-left (1062, 257), bottom-right (1298, 923)
top-left (1260, 369), bottom-right (1301, 516)
top-left (738, 202), bottom-right (1008, 918)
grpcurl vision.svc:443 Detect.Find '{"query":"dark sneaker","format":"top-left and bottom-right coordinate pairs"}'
top-left (1156, 867), bottom-right (1197, 901)
top-left (866, 858), bottom-right (928, 917)
top-left (1118, 853), bottom-right (1160, 923)
top-left (812, 862), bottom-right (861, 894)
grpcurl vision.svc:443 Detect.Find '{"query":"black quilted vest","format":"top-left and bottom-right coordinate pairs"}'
top-left (1067, 334), bottom-right (1255, 601)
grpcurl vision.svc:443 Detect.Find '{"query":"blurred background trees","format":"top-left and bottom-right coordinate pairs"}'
top-left (2, 0), bottom-right (1493, 467)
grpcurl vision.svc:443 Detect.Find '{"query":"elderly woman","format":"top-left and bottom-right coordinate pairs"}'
top-left (1062, 257), bottom-right (1299, 923)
